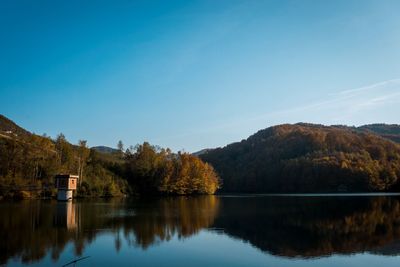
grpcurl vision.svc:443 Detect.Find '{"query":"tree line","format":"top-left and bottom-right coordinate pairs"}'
top-left (0, 132), bottom-right (130, 198)
top-left (0, 120), bottom-right (220, 198)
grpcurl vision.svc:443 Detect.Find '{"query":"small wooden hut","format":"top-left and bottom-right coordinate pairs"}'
top-left (55, 174), bottom-right (79, 201)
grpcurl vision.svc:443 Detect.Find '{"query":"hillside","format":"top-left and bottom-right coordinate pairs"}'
top-left (200, 123), bottom-right (400, 193)
top-left (0, 115), bottom-right (31, 139)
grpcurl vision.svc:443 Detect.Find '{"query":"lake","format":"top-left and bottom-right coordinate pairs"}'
top-left (2, 194), bottom-right (400, 267)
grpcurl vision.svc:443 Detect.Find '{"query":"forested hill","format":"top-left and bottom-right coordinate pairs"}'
top-left (200, 123), bottom-right (400, 193)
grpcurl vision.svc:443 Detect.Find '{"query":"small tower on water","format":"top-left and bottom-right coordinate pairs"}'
top-left (55, 174), bottom-right (79, 201)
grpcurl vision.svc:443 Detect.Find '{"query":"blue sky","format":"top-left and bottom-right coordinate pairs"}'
top-left (1, 0), bottom-right (400, 152)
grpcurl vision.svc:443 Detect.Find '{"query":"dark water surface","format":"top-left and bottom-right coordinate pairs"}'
top-left (2, 195), bottom-right (400, 266)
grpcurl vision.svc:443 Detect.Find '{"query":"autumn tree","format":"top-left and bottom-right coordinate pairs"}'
top-left (126, 142), bottom-right (220, 195)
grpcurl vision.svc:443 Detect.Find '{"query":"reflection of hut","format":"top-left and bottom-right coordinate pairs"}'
top-left (55, 174), bottom-right (79, 201)
top-left (55, 202), bottom-right (77, 230)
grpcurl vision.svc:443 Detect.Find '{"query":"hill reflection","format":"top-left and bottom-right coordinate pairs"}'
top-left (215, 195), bottom-right (400, 258)
top-left (2, 195), bottom-right (400, 265)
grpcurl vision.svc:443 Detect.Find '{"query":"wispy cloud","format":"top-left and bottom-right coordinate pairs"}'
top-left (154, 79), bottom-right (400, 151)
top-left (246, 78), bottom-right (400, 124)
top-left (337, 78), bottom-right (400, 96)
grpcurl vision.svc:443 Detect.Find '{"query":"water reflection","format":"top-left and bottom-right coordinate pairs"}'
top-left (112, 196), bottom-right (220, 248)
top-left (55, 202), bottom-right (77, 230)
top-left (0, 196), bottom-right (219, 265)
top-left (1, 195), bottom-right (400, 265)
top-left (215, 196), bottom-right (400, 258)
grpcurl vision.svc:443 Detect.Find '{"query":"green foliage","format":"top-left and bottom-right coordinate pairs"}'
top-left (0, 130), bottom-right (130, 198)
top-left (78, 149), bottom-right (129, 197)
top-left (0, 133), bottom-right (59, 197)
top-left (201, 124), bottom-right (400, 193)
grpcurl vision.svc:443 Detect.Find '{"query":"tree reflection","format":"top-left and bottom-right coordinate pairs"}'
top-left (2, 196), bottom-right (400, 265)
top-left (119, 196), bottom-right (220, 248)
top-left (0, 196), bottom-right (219, 265)
top-left (214, 196), bottom-right (400, 258)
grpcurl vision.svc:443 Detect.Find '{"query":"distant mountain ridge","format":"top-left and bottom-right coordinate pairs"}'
top-left (357, 124), bottom-right (400, 143)
top-left (91, 146), bottom-right (119, 154)
top-left (330, 123), bottom-right (400, 144)
top-left (192, 149), bottom-right (212, 157)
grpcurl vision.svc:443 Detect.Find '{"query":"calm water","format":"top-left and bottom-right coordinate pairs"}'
top-left (2, 195), bottom-right (400, 267)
